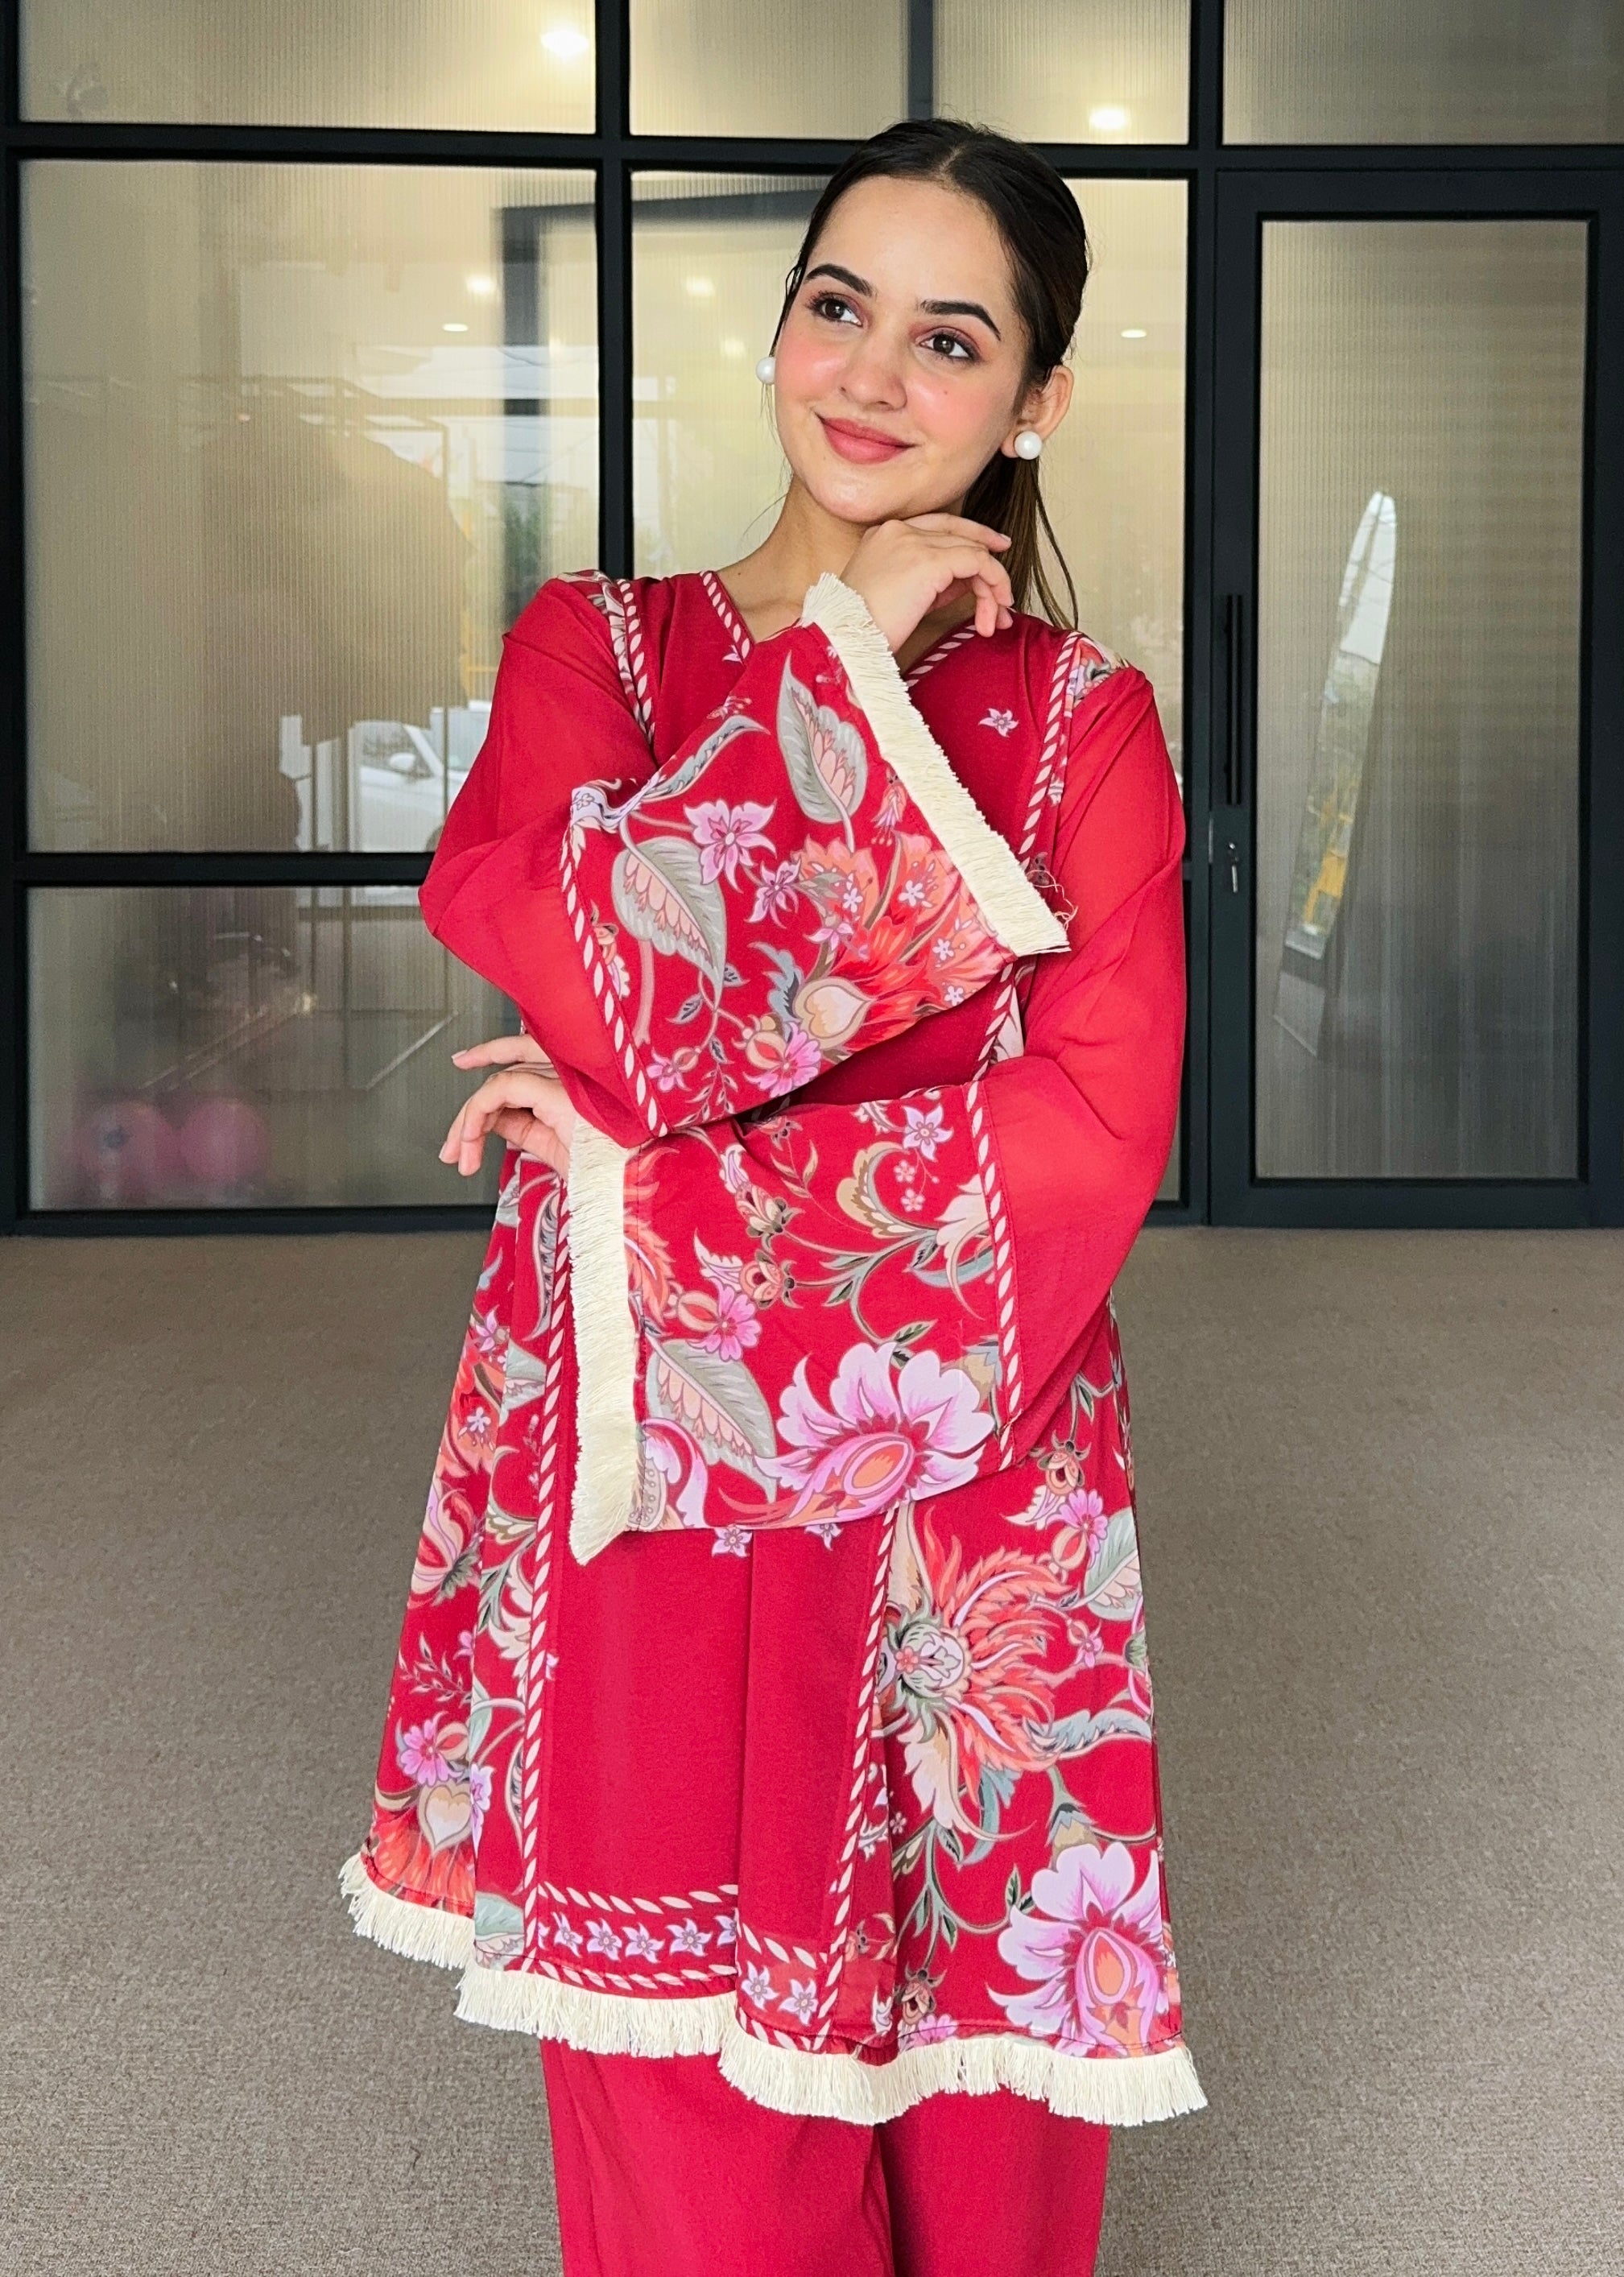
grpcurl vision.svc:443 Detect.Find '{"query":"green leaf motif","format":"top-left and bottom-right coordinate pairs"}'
top-left (1034, 1705), bottom-right (1154, 1760)
top-left (1082, 1506), bottom-right (1142, 1619)
top-left (776, 659), bottom-right (869, 823)
top-left (612, 835), bottom-right (728, 977)
top-left (646, 1338), bottom-right (777, 1481)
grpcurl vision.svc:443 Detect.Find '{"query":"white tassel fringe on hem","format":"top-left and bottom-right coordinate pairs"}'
top-left (340, 1860), bottom-right (1205, 2128)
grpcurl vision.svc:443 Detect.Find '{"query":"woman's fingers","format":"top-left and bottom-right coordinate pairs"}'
top-left (451, 1033), bottom-right (552, 1071)
top-left (439, 1068), bottom-right (575, 1176)
top-left (905, 512), bottom-right (1013, 550)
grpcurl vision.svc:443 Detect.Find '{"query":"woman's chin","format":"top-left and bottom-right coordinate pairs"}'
top-left (791, 459), bottom-right (959, 530)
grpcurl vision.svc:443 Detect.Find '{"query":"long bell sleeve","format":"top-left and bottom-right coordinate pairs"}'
top-left (421, 573), bottom-right (1065, 1148)
top-left (572, 657), bottom-right (1186, 1560)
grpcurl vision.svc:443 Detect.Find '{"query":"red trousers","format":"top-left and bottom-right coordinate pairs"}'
top-left (540, 2044), bottom-right (1110, 2277)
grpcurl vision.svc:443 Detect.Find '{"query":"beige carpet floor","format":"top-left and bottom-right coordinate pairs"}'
top-left (1, 1227), bottom-right (1619, 2275)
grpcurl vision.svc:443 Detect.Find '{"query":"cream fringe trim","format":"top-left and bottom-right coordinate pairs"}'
top-left (565, 1120), bottom-right (640, 1564)
top-left (444, 1950), bottom-right (1203, 2128)
top-left (456, 1960), bottom-right (734, 2056)
top-left (337, 1851), bottom-right (473, 1973)
top-left (799, 573), bottom-right (1068, 960)
top-left (717, 2012), bottom-right (1205, 2129)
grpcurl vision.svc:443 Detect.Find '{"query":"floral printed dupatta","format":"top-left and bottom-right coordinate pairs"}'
top-left (340, 568), bottom-right (1205, 2128)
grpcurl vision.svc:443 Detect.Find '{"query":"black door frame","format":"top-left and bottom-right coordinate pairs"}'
top-left (1204, 167), bottom-right (1624, 1228)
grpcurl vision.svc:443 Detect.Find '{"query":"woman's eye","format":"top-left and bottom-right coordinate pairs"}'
top-left (923, 330), bottom-right (976, 363)
top-left (809, 292), bottom-right (860, 327)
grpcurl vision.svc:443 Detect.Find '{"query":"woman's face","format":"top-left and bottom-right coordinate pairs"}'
top-left (771, 174), bottom-right (1072, 528)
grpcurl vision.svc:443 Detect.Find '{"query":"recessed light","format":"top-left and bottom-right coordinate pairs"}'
top-left (442, 320), bottom-right (469, 333)
top-left (541, 25), bottom-right (589, 60)
top-left (684, 275), bottom-right (716, 300)
top-left (465, 273), bottom-right (496, 297)
top-left (1089, 104), bottom-right (1130, 131)
top-left (1120, 327), bottom-right (1147, 340)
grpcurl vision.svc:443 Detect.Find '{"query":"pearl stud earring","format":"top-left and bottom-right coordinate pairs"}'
top-left (1013, 428), bottom-right (1043, 460)
top-left (755, 354), bottom-right (776, 384)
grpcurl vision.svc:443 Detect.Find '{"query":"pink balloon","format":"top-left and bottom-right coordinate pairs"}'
top-left (176, 1095), bottom-right (272, 1193)
top-left (75, 1099), bottom-right (181, 1205)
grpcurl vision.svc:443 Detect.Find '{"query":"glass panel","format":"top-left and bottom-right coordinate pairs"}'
top-left (23, 162), bottom-right (597, 853)
top-left (632, 174), bottom-right (824, 576)
top-left (938, 0), bottom-right (1189, 144)
top-left (23, 1), bottom-right (594, 130)
top-left (1225, 0), bottom-right (1624, 143)
top-left (1049, 180), bottom-right (1187, 782)
top-left (630, 0), bottom-right (903, 136)
top-left (1254, 221), bottom-right (1584, 1180)
top-left (29, 887), bottom-right (511, 1210)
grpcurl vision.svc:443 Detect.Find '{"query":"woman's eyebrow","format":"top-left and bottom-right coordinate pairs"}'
top-left (804, 264), bottom-right (1002, 340)
top-left (919, 297), bottom-right (1002, 338)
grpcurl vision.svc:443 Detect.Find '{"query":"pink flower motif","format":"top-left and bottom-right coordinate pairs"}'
top-left (701, 1281), bottom-right (761, 1362)
top-left (396, 1715), bottom-right (456, 1787)
top-left (766, 1341), bottom-right (994, 1527)
top-left (746, 1019), bottom-right (823, 1094)
top-left (994, 1842), bottom-right (1172, 2059)
top-left (901, 1102), bottom-right (948, 1160)
top-left (465, 1760), bottom-right (492, 1845)
top-left (686, 798), bottom-right (775, 886)
top-left (898, 2011), bottom-right (959, 2050)
top-left (750, 858), bottom-right (802, 924)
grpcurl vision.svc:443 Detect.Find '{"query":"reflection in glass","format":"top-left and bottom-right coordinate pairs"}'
top-left (632, 175), bottom-right (823, 577)
top-left (1255, 222), bottom-right (1585, 1180)
top-left (23, 163), bottom-right (597, 852)
top-left (1049, 180), bottom-right (1187, 781)
top-left (1225, 0), bottom-right (1623, 143)
top-left (23, 1), bottom-right (595, 130)
top-left (630, 0), bottom-right (903, 136)
top-left (1273, 491), bottom-right (1395, 1056)
top-left (29, 888), bottom-right (510, 1209)
top-left (938, 0), bottom-right (1188, 144)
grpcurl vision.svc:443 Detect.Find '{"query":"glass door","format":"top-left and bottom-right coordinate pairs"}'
top-left (1207, 171), bottom-right (1623, 1226)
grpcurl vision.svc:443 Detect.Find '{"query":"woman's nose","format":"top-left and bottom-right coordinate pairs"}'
top-left (839, 325), bottom-right (908, 408)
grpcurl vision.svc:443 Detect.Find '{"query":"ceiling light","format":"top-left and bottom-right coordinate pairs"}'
top-left (541, 25), bottom-right (590, 60)
top-left (684, 275), bottom-right (716, 300)
top-left (465, 273), bottom-right (496, 297)
top-left (442, 320), bottom-right (469, 333)
top-left (1089, 104), bottom-right (1130, 131)
top-left (1120, 327), bottom-right (1147, 339)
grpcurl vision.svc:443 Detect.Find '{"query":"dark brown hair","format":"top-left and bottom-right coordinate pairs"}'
top-left (771, 117), bottom-right (1090, 628)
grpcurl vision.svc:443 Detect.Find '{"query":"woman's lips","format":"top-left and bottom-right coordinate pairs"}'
top-left (818, 415), bottom-right (911, 465)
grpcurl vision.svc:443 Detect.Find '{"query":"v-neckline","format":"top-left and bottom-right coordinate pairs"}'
top-left (699, 569), bottom-right (976, 688)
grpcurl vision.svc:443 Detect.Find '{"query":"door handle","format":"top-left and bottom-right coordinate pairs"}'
top-left (1221, 592), bottom-right (1246, 807)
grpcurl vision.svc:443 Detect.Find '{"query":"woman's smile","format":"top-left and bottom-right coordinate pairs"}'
top-left (817, 413), bottom-right (913, 463)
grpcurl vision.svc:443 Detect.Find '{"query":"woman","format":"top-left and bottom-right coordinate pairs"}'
top-left (341, 118), bottom-right (1202, 2277)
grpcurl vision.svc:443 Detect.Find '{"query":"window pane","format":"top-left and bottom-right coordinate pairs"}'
top-left (937, 0), bottom-right (1188, 143)
top-left (1048, 180), bottom-right (1187, 783)
top-left (632, 174), bottom-right (823, 576)
top-left (23, 1), bottom-right (594, 129)
top-left (630, 0), bottom-right (903, 135)
top-left (24, 162), bottom-right (597, 853)
top-left (29, 888), bottom-right (511, 1209)
top-left (1254, 222), bottom-right (1584, 1179)
top-left (1225, 0), bottom-right (1623, 143)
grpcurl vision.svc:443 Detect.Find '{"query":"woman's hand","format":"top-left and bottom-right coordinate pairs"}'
top-left (839, 514), bottom-right (1014, 655)
top-left (440, 1035), bottom-right (576, 1178)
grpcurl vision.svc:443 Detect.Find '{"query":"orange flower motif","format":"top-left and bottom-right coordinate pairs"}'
top-left (880, 1505), bottom-right (1074, 1837)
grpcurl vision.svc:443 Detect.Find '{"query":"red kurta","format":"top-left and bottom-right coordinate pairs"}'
top-left (341, 565), bottom-right (1204, 2128)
